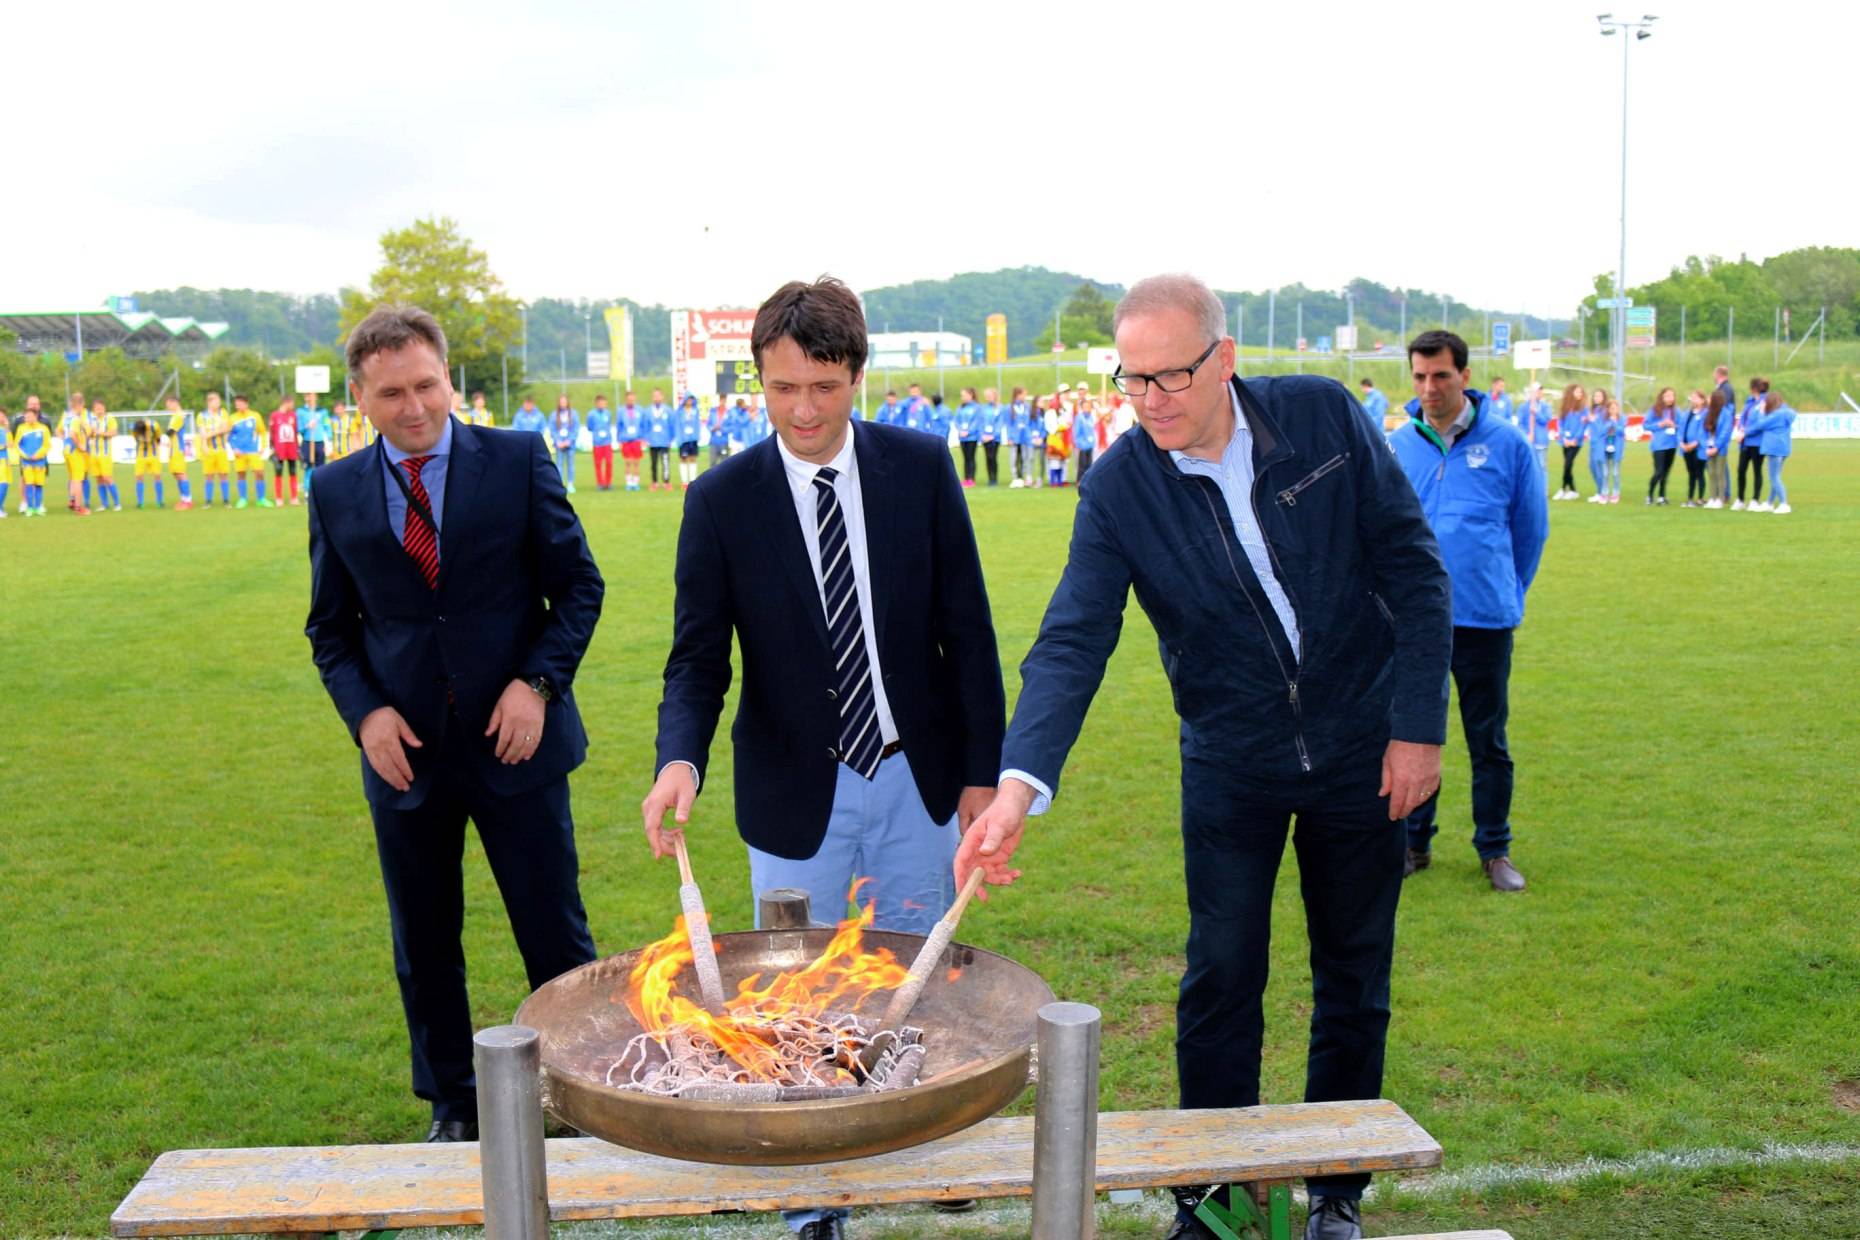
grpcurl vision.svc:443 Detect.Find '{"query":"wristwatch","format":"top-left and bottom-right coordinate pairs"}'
top-left (526, 676), bottom-right (553, 703)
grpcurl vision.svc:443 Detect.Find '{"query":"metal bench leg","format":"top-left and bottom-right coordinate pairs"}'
top-left (1196, 1179), bottom-right (1292, 1240)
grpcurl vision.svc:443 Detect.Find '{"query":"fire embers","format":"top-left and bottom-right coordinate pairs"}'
top-left (605, 1014), bottom-right (929, 1099)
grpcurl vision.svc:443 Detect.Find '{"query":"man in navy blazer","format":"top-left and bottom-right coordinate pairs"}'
top-left (642, 276), bottom-right (1004, 937)
top-left (306, 304), bottom-right (603, 1143)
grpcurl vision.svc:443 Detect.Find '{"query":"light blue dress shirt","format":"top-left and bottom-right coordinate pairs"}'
top-left (381, 416), bottom-right (452, 556)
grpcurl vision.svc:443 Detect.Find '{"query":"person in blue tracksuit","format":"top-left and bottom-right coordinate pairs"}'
top-left (644, 390), bottom-right (675, 490)
top-left (1677, 390), bottom-right (1706, 506)
top-left (1393, 330), bottom-right (1547, 892)
top-left (1357, 377), bottom-right (1391, 432)
top-left (1554, 383), bottom-right (1587, 499)
top-left (1022, 394), bottom-right (1045, 487)
top-left (1734, 378), bottom-right (1770, 508)
top-left (901, 384), bottom-right (929, 433)
top-left (928, 393), bottom-right (952, 444)
top-left (676, 394), bottom-right (703, 488)
top-left (550, 396), bottom-right (579, 493)
top-left (1703, 387), bottom-right (1735, 507)
top-left (586, 395), bottom-right (615, 491)
top-left (1583, 389), bottom-right (1610, 497)
top-left (617, 395), bottom-right (645, 491)
top-left (1486, 376), bottom-right (1514, 426)
top-left (873, 392), bottom-right (902, 426)
top-left (954, 387), bottom-right (982, 484)
top-left (1743, 390), bottom-right (1796, 512)
top-left (1003, 388), bottom-right (1032, 485)
top-left (511, 397), bottom-right (548, 440)
top-left (979, 388), bottom-right (1004, 485)
top-left (1643, 387), bottom-right (1680, 505)
top-left (1518, 383), bottom-right (1553, 491)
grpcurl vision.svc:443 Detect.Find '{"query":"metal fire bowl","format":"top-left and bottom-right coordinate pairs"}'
top-left (514, 927), bottom-right (1054, 1165)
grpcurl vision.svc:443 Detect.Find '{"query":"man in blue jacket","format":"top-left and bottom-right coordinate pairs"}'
top-left (958, 274), bottom-right (1451, 1240)
top-left (1391, 331), bottom-right (1548, 893)
top-left (1357, 377), bottom-right (1390, 430)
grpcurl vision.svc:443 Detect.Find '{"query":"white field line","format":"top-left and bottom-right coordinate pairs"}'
top-left (414, 1142), bottom-right (1860, 1237)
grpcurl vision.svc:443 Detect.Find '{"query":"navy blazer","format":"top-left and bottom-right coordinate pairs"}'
top-left (305, 419), bottom-right (604, 810)
top-left (655, 420), bottom-right (1005, 860)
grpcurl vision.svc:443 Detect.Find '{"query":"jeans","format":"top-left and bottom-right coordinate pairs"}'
top-left (554, 445), bottom-right (575, 483)
top-left (1768, 455), bottom-right (1787, 504)
top-left (1588, 445), bottom-right (1606, 492)
top-left (1405, 626), bottom-right (1515, 860)
top-left (1602, 453), bottom-right (1621, 495)
top-left (1533, 445), bottom-right (1548, 492)
top-left (1176, 745), bottom-right (1403, 1204)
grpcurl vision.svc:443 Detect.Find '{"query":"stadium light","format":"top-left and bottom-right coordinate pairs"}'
top-left (1597, 12), bottom-right (1657, 405)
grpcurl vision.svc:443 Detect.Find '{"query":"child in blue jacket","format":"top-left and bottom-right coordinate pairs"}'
top-left (1677, 390), bottom-right (1706, 506)
top-left (1593, 400), bottom-right (1625, 504)
top-left (1555, 383), bottom-right (1587, 500)
top-left (1743, 391), bottom-right (1796, 513)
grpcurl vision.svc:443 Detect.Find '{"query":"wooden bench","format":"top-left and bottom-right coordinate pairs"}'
top-left (112, 1099), bottom-right (1446, 1238)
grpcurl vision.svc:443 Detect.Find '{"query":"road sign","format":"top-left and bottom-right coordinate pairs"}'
top-left (1086, 347), bottom-right (1120, 375)
top-left (1492, 322), bottom-right (1512, 354)
top-left (1596, 297), bottom-right (1634, 309)
top-left (1334, 324), bottom-right (1358, 351)
top-left (64, 351), bottom-right (81, 364)
top-left (1626, 306), bottom-right (1656, 348)
top-left (587, 350), bottom-right (610, 378)
top-left (295, 365), bottom-right (331, 394)
top-left (1512, 339), bottom-right (1552, 370)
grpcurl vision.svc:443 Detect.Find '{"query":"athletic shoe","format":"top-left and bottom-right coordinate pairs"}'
top-left (235, 498), bottom-right (249, 509)
top-left (1656, 498), bottom-right (1669, 506)
top-left (1588, 494), bottom-right (1603, 504)
top-left (1611, 495), bottom-right (1620, 503)
top-left (1731, 500), bottom-right (1745, 510)
top-left (258, 498), bottom-right (275, 508)
top-left (1751, 501), bottom-right (1772, 513)
top-left (0, 510), bottom-right (8, 519)
top-left (1773, 503), bottom-right (1792, 514)
top-left (566, 483), bottom-right (577, 494)
top-left (1645, 496), bottom-right (1654, 506)
top-left (75, 505), bottom-right (91, 516)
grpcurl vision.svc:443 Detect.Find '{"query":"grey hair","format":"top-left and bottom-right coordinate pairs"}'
top-left (1113, 273), bottom-right (1228, 342)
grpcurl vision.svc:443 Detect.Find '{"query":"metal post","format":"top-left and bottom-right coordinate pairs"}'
top-left (937, 314), bottom-right (945, 398)
top-left (1030, 1002), bottom-right (1101, 1240)
top-left (75, 312), bottom-right (85, 360)
top-left (1345, 291), bottom-right (1354, 387)
top-left (1614, 23), bottom-right (1629, 406)
top-left (1398, 293), bottom-right (1406, 347)
top-left (1266, 289), bottom-right (1276, 365)
top-left (473, 1025), bottom-right (549, 1240)
top-left (1053, 308), bottom-right (1061, 389)
top-left (1820, 305), bottom-right (1827, 364)
top-left (521, 305), bottom-right (528, 374)
top-left (1679, 304), bottom-right (1686, 377)
top-left (1442, 296), bottom-right (1451, 329)
top-left (758, 888), bottom-right (814, 930)
top-left (584, 311), bottom-right (592, 377)
top-left (1295, 302), bottom-right (1303, 374)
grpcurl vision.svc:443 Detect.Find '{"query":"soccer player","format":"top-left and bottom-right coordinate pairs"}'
top-left (60, 392), bottom-right (91, 514)
top-left (468, 390), bottom-right (495, 427)
top-left (227, 394), bottom-right (271, 508)
top-left (131, 415), bottom-right (166, 507)
top-left (0, 408), bottom-right (10, 518)
top-left (269, 398), bottom-right (301, 505)
top-left (88, 398), bottom-right (122, 511)
top-left (161, 396), bottom-right (195, 509)
top-left (197, 391), bottom-right (233, 507)
top-left (15, 399), bottom-right (53, 515)
top-left (336, 399), bottom-right (370, 456)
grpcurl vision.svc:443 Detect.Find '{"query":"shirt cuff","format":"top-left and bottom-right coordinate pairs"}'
top-left (659, 760), bottom-right (701, 795)
top-left (1000, 769), bottom-right (1052, 816)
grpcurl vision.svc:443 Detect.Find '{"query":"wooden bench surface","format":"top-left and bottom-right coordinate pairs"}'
top-left (112, 1100), bottom-right (1435, 1234)
top-left (1387, 1233), bottom-right (1513, 1240)
top-left (112, 1099), bottom-right (1440, 1236)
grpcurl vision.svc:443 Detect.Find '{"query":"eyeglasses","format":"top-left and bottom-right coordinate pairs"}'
top-left (1111, 339), bottom-right (1220, 396)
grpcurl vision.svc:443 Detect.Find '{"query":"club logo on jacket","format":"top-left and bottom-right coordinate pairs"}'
top-left (1466, 443), bottom-right (1490, 470)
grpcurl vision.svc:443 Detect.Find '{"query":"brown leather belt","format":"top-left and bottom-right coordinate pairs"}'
top-left (879, 739), bottom-right (904, 761)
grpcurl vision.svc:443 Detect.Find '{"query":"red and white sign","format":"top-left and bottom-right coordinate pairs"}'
top-left (672, 309), bottom-right (757, 400)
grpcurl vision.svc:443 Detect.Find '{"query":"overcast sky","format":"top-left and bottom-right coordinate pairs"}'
top-left (4, 0), bottom-right (1850, 318)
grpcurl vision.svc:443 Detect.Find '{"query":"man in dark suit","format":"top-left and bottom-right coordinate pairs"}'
top-left (306, 304), bottom-right (603, 1143)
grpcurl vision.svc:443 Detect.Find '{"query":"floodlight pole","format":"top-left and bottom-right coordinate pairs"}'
top-left (1599, 13), bottom-right (1657, 406)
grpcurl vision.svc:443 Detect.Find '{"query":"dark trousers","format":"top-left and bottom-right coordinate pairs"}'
top-left (1406, 625), bottom-right (1514, 860)
top-left (1076, 446), bottom-right (1094, 482)
top-left (959, 440), bottom-right (977, 481)
top-left (1176, 748), bottom-right (1404, 1202)
top-left (649, 445), bottom-right (670, 484)
top-left (1737, 443), bottom-right (1765, 501)
top-left (1682, 450), bottom-right (1705, 500)
top-left (369, 740), bottom-right (597, 1123)
top-left (983, 440), bottom-right (999, 484)
top-left (1560, 444), bottom-right (1581, 491)
top-left (1648, 447), bottom-right (1675, 499)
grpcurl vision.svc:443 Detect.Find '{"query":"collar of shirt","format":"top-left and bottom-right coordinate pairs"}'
top-left (1168, 384), bottom-right (1253, 474)
top-left (381, 417), bottom-right (453, 549)
top-left (775, 418), bottom-right (858, 499)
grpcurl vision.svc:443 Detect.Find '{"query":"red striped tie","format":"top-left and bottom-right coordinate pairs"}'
top-left (399, 456), bottom-right (439, 589)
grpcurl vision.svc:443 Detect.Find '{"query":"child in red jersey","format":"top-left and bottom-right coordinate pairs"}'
top-left (269, 399), bottom-right (302, 505)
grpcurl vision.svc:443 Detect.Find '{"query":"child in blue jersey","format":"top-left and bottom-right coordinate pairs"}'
top-left (1516, 384), bottom-right (1552, 491)
top-left (1643, 387), bottom-right (1680, 506)
top-left (1553, 383), bottom-right (1587, 499)
top-left (550, 396), bottom-right (579, 493)
top-left (1024, 396), bottom-right (1047, 488)
top-left (586, 395), bottom-right (616, 491)
top-left (14, 401), bottom-right (52, 514)
top-left (954, 387), bottom-right (981, 486)
top-left (1583, 389), bottom-right (1610, 501)
top-left (0, 410), bottom-right (10, 517)
top-left (644, 390), bottom-right (674, 490)
top-left (1743, 390), bottom-right (1796, 513)
top-left (979, 387), bottom-right (1004, 486)
top-left (618, 394), bottom-right (645, 491)
top-left (1594, 400), bottom-right (1625, 503)
top-left (676, 394), bottom-right (703, 489)
top-left (1703, 388), bottom-right (1735, 507)
top-left (1733, 378), bottom-right (1769, 509)
top-left (1677, 390), bottom-right (1706, 506)
top-left (227, 394), bottom-right (272, 508)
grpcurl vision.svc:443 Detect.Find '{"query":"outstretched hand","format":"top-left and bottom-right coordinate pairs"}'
top-left (641, 762), bottom-right (698, 859)
top-left (954, 779), bottom-right (1037, 901)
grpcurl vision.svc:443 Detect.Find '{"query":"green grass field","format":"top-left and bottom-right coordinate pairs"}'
top-left (2, 434), bottom-right (1857, 1238)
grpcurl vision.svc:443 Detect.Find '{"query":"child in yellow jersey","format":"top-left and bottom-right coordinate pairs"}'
top-left (88, 399), bottom-right (121, 511)
top-left (60, 394), bottom-right (91, 514)
top-left (196, 392), bottom-right (232, 507)
top-left (164, 397), bottom-right (195, 509)
top-left (0, 411), bottom-right (11, 518)
top-left (14, 401), bottom-right (54, 515)
top-left (130, 416), bottom-right (167, 508)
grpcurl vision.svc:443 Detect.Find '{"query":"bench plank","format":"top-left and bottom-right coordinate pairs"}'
top-left (1387, 1233), bottom-right (1513, 1239)
top-left (112, 1100), bottom-right (1441, 1237)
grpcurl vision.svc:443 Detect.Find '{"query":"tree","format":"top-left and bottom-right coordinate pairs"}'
top-left (339, 217), bottom-right (525, 397)
top-left (1062, 282), bottom-right (1115, 338)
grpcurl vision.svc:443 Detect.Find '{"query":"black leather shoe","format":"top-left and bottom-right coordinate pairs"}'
top-left (797, 1218), bottom-right (844, 1240)
top-left (1304, 1194), bottom-right (1363, 1240)
top-left (930, 1197), bottom-right (977, 1213)
top-left (1403, 848), bottom-right (1431, 878)
top-left (424, 1119), bottom-right (478, 1142)
top-left (1166, 1185), bottom-right (1221, 1237)
top-left (1165, 1218), bottom-right (1216, 1239)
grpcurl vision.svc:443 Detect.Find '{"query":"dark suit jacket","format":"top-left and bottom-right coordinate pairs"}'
top-left (305, 419), bottom-right (604, 810)
top-left (655, 420), bottom-right (1005, 860)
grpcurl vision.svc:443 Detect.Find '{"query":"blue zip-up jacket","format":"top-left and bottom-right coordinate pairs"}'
top-left (1644, 405), bottom-right (1680, 451)
top-left (930, 403), bottom-right (953, 442)
top-left (551, 409), bottom-right (579, 449)
top-left (1706, 407), bottom-right (1734, 459)
top-left (1519, 399), bottom-right (1552, 447)
top-left (1597, 416), bottom-right (1624, 457)
top-left (1026, 410), bottom-right (1046, 448)
top-left (980, 402), bottom-right (1002, 441)
top-left (1008, 400), bottom-right (1032, 444)
top-left (1678, 409), bottom-right (1703, 453)
top-left (1393, 390), bottom-right (1550, 631)
top-left (677, 401), bottom-right (702, 445)
top-left (1558, 409), bottom-right (1587, 447)
top-left (955, 401), bottom-right (981, 442)
top-left (1488, 393), bottom-right (1514, 425)
top-left (511, 406), bottom-right (547, 437)
top-left (1744, 405), bottom-right (1795, 456)
top-left (1361, 388), bottom-right (1390, 426)
top-left (618, 407), bottom-right (643, 443)
top-left (586, 406), bottom-right (615, 447)
top-left (1000, 374), bottom-right (1451, 794)
top-left (874, 399), bottom-right (901, 426)
top-left (1736, 395), bottom-right (1762, 441)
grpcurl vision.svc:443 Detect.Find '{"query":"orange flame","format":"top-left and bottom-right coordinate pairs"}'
top-left (622, 882), bottom-right (915, 1082)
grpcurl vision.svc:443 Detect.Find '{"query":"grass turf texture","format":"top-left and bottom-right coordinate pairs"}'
top-left (1, 439), bottom-right (1856, 1237)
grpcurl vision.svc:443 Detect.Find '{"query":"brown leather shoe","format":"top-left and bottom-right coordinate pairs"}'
top-left (1403, 848), bottom-right (1431, 878)
top-left (1484, 855), bottom-right (1526, 892)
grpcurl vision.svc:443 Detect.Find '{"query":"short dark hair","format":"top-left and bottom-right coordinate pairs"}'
top-left (1360, 378), bottom-right (1374, 388)
top-left (470, 389), bottom-right (485, 400)
top-left (751, 276), bottom-right (867, 378)
top-left (346, 304), bottom-right (449, 386)
top-left (1408, 329), bottom-right (1468, 371)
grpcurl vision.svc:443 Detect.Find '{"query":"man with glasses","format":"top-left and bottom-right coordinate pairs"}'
top-left (957, 274), bottom-right (1452, 1240)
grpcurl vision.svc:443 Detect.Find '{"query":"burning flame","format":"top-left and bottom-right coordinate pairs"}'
top-left (622, 882), bottom-right (914, 1082)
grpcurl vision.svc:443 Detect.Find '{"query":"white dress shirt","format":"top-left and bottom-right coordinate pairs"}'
top-left (775, 421), bottom-right (900, 747)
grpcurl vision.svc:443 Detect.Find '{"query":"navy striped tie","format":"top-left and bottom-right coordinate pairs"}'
top-left (814, 467), bottom-right (883, 779)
